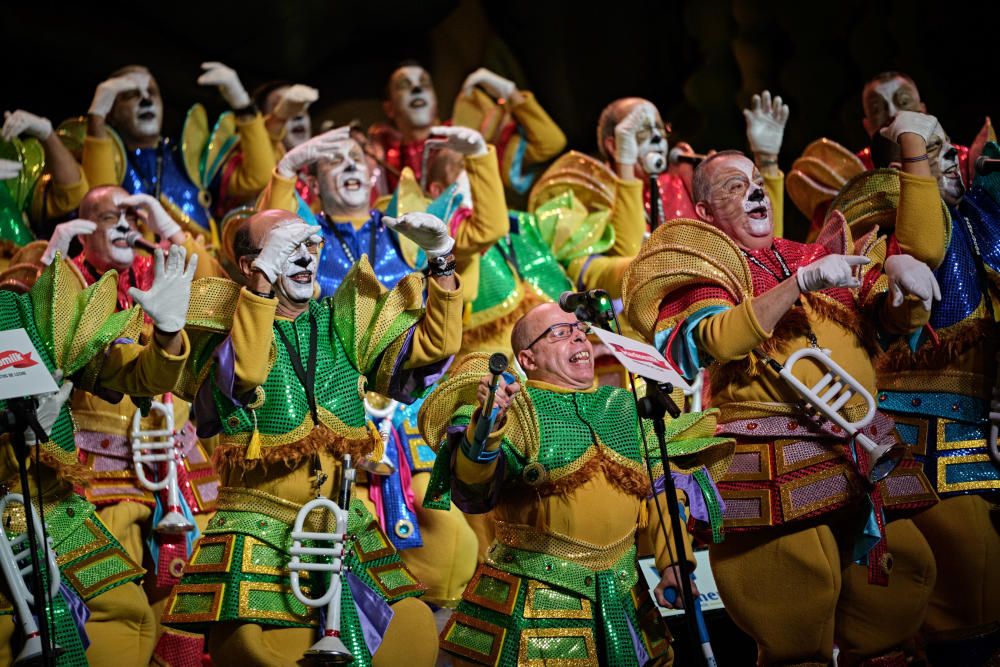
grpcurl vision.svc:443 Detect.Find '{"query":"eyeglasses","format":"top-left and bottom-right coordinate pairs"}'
top-left (526, 321), bottom-right (591, 349)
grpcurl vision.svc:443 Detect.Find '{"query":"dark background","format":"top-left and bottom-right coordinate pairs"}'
top-left (4, 0), bottom-right (999, 238)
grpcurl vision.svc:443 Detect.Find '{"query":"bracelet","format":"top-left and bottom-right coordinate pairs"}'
top-left (426, 254), bottom-right (457, 277)
top-left (460, 434), bottom-right (503, 463)
top-left (248, 287), bottom-right (275, 299)
top-left (758, 159), bottom-right (778, 167)
top-left (901, 153), bottom-right (929, 163)
top-left (233, 102), bottom-right (259, 117)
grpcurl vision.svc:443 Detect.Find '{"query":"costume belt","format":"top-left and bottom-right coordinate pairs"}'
top-left (214, 487), bottom-right (335, 535)
top-left (491, 520), bottom-right (636, 572)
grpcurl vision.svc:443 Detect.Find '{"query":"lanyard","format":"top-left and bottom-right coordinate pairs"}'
top-left (274, 311), bottom-right (320, 425)
top-left (742, 245), bottom-right (792, 282)
top-left (328, 216), bottom-right (377, 265)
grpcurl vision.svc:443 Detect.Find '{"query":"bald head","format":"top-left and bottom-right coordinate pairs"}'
top-left (597, 97), bottom-right (648, 161)
top-left (512, 303), bottom-right (594, 390)
top-left (78, 185), bottom-right (138, 273)
top-left (79, 185), bottom-right (129, 221)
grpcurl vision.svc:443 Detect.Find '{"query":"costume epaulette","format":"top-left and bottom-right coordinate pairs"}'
top-left (528, 150), bottom-right (616, 213)
top-left (787, 138), bottom-right (865, 225)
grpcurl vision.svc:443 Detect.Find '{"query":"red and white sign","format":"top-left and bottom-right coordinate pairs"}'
top-left (0, 329), bottom-right (58, 400)
top-left (591, 328), bottom-right (691, 391)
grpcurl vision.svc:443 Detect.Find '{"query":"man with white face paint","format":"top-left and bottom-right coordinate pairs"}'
top-left (623, 150), bottom-right (944, 665)
top-left (371, 62), bottom-right (565, 196)
top-left (162, 208), bottom-right (462, 667)
top-left (252, 81), bottom-right (322, 209)
top-left (867, 118), bottom-right (1000, 663)
top-left (82, 63), bottom-right (276, 240)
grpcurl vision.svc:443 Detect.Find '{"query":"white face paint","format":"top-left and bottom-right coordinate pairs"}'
top-left (931, 138), bottom-right (965, 205)
top-left (106, 213), bottom-right (136, 266)
top-left (738, 160), bottom-right (773, 238)
top-left (863, 77), bottom-right (921, 133)
top-left (317, 138), bottom-right (372, 215)
top-left (274, 235), bottom-right (318, 304)
top-left (390, 66), bottom-right (437, 129)
top-left (283, 114), bottom-right (312, 150)
top-left (635, 109), bottom-right (669, 176)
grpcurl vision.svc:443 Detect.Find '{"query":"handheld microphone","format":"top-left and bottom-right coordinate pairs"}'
top-left (468, 353), bottom-right (509, 459)
top-left (975, 155), bottom-right (1000, 174)
top-left (643, 151), bottom-right (667, 175)
top-left (669, 146), bottom-right (707, 166)
top-left (125, 231), bottom-right (160, 254)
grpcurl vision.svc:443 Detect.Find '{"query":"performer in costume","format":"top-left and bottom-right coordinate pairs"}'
top-left (162, 208), bottom-right (462, 666)
top-left (255, 81), bottom-right (321, 210)
top-left (419, 303), bottom-right (733, 666)
top-left (0, 245), bottom-right (195, 666)
top-left (857, 126), bottom-right (1000, 663)
top-left (2, 109), bottom-right (90, 241)
top-left (81, 63), bottom-right (275, 244)
top-left (623, 151), bottom-right (942, 665)
top-left (370, 63), bottom-right (566, 196)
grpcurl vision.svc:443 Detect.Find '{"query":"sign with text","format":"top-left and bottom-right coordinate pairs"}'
top-left (591, 328), bottom-right (691, 391)
top-left (0, 329), bottom-right (57, 400)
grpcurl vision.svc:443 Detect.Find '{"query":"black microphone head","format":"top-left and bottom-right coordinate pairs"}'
top-left (976, 154), bottom-right (991, 174)
top-left (125, 231), bottom-right (156, 252)
top-left (558, 291), bottom-right (577, 312)
top-left (488, 353), bottom-right (508, 375)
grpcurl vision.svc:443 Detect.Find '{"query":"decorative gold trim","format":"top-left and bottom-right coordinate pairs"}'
top-left (879, 467), bottom-right (936, 507)
top-left (726, 443), bottom-right (771, 481)
top-left (190, 476), bottom-right (219, 512)
top-left (889, 414), bottom-right (929, 456)
top-left (56, 519), bottom-right (111, 565)
top-left (720, 488), bottom-right (772, 528)
top-left (775, 439), bottom-right (838, 476)
top-left (365, 562), bottom-right (424, 598)
top-left (238, 580), bottom-right (313, 625)
top-left (517, 627), bottom-right (598, 666)
top-left (63, 550), bottom-right (145, 598)
top-left (440, 612), bottom-right (506, 665)
top-left (164, 583), bottom-right (226, 623)
top-left (241, 536), bottom-right (285, 576)
top-left (937, 454), bottom-right (1000, 493)
top-left (462, 565), bottom-right (521, 616)
top-left (492, 521), bottom-right (635, 571)
top-left (185, 534), bottom-right (235, 574)
top-left (523, 580), bottom-right (591, 619)
top-left (936, 418), bottom-right (987, 452)
top-left (779, 465), bottom-right (853, 522)
top-left (351, 520), bottom-right (396, 564)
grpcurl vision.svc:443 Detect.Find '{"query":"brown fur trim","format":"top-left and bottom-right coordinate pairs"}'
top-left (877, 318), bottom-right (994, 374)
top-left (39, 450), bottom-right (95, 487)
top-left (463, 287), bottom-right (547, 348)
top-left (532, 453), bottom-right (651, 500)
top-left (211, 425), bottom-right (376, 476)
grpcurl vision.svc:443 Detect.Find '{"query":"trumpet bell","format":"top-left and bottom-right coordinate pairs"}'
top-left (15, 634), bottom-right (63, 666)
top-left (303, 632), bottom-right (354, 664)
top-left (861, 435), bottom-right (904, 483)
top-left (155, 510), bottom-right (195, 534)
top-left (356, 453), bottom-right (394, 476)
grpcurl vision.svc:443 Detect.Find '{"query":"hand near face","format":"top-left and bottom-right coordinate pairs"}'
top-left (41, 219), bottom-right (97, 265)
top-left (428, 126), bottom-right (488, 157)
top-left (277, 126), bottom-right (352, 177)
top-left (251, 222), bottom-right (322, 284)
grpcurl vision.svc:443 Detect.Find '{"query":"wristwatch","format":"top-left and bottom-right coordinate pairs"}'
top-left (427, 253), bottom-right (457, 277)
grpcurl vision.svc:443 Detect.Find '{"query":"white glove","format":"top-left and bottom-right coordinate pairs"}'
top-left (743, 90), bottom-right (789, 155)
top-left (461, 67), bottom-right (516, 100)
top-left (89, 74), bottom-right (146, 118)
top-left (0, 159), bottom-right (21, 180)
top-left (252, 222), bottom-right (322, 283)
top-left (41, 219), bottom-right (97, 265)
top-left (2, 110), bottom-right (52, 141)
top-left (277, 125), bottom-right (351, 178)
top-left (24, 370), bottom-right (73, 447)
top-left (884, 254), bottom-right (941, 311)
top-left (197, 62), bottom-right (251, 110)
top-left (879, 110), bottom-right (944, 145)
top-left (384, 212), bottom-right (455, 259)
top-left (795, 254), bottom-right (870, 292)
top-left (428, 125), bottom-right (487, 157)
top-left (273, 84), bottom-right (319, 120)
top-left (129, 245), bottom-right (198, 333)
top-left (614, 102), bottom-right (656, 166)
top-left (118, 193), bottom-right (181, 240)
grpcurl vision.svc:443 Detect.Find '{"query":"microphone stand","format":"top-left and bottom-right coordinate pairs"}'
top-left (578, 300), bottom-right (705, 665)
top-left (0, 397), bottom-right (56, 666)
top-left (649, 173), bottom-right (662, 232)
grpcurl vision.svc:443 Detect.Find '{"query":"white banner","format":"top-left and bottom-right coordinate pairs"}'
top-left (0, 329), bottom-right (57, 400)
top-left (638, 551), bottom-right (725, 617)
top-left (590, 328), bottom-right (690, 391)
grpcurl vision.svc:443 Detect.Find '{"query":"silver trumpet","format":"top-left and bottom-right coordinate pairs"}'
top-left (0, 493), bottom-right (62, 665)
top-left (130, 394), bottom-right (193, 534)
top-left (359, 395), bottom-right (396, 476)
top-left (779, 347), bottom-right (901, 481)
top-left (289, 454), bottom-right (356, 664)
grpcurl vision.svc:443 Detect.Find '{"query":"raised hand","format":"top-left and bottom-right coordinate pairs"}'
top-left (251, 222), bottom-right (322, 283)
top-left (428, 125), bottom-right (488, 157)
top-left (744, 90), bottom-right (789, 156)
top-left (795, 254), bottom-right (870, 292)
top-left (2, 110), bottom-right (52, 141)
top-left (41, 219), bottom-right (97, 265)
top-left (383, 212), bottom-right (455, 259)
top-left (197, 62), bottom-right (251, 110)
top-left (128, 245), bottom-right (198, 333)
top-left (276, 126), bottom-right (352, 177)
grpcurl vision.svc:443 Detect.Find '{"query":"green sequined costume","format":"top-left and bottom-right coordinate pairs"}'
top-left (419, 354), bottom-right (733, 666)
top-left (0, 259), bottom-right (159, 666)
top-left (163, 260), bottom-right (449, 665)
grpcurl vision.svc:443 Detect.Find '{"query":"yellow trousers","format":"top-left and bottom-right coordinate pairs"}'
top-left (709, 516), bottom-right (936, 666)
top-left (206, 597), bottom-right (439, 667)
top-left (912, 494), bottom-right (1000, 639)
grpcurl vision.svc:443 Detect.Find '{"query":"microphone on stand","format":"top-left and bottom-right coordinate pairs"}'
top-left (125, 231), bottom-right (160, 254)
top-left (975, 155), bottom-right (1000, 174)
top-left (669, 147), bottom-right (708, 166)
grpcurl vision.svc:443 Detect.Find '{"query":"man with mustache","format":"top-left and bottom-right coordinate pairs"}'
top-left (419, 303), bottom-right (733, 666)
top-left (623, 151), bottom-right (943, 665)
top-left (0, 241), bottom-right (196, 666)
top-left (863, 117), bottom-right (1000, 663)
top-left (162, 207), bottom-right (461, 666)
top-left (371, 63), bottom-right (566, 196)
top-left (81, 62), bottom-right (275, 242)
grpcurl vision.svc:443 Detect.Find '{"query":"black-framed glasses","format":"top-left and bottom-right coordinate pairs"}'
top-left (526, 321), bottom-right (591, 349)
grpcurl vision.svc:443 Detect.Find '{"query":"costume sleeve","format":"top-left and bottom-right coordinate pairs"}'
top-left (894, 171), bottom-right (948, 269)
top-left (879, 294), bottom-right (930, 336)
top-left (403, 277), bottom-right (464, 369)
top-left (567, 255), bottom-right (630, 298)
top-left (695, 299), bottom-right (771, 362)
top-left (448, 409), bottom-right (512, 513)
top-left (455, 145), bottom-right (509, 259)
top-left (31, 167), bottom-right (90, 221)
top-left (230, 288), bottom-right (278, 395)
top-left (764, 170), bottom-right (784, 240)
top-left (97, 330), bottom-right (190, 397)
top-left (505, 91), bottom-right (567, 166)
top-left (256, 168), bottom-right (298, 213)
top-left (610, 177), bottom-right (645, 257)
top-left (81, 135), bottom-right (120, 188)
top-left (182, 234), bottom-right (228, 279)
top-left (223, 114), bottom-right (277, 201)
top-left (647, 490), bottom-right (696, 570)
